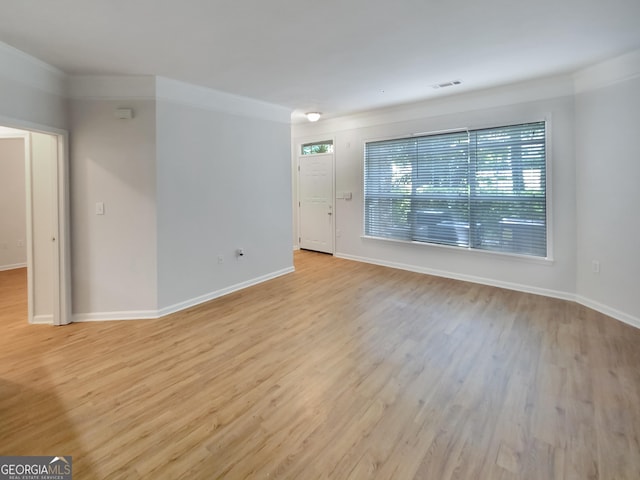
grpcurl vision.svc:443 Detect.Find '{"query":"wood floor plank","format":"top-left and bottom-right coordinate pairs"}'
top-left (2, 253), bottom-right (640, 479)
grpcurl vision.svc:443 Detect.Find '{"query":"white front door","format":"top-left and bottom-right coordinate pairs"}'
top-left (299, 153), bottom-right (334, 254)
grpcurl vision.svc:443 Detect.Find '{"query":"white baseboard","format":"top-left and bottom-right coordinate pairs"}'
top-left (0, 262), bottom-right (27, 272)
top-left (31, 314), bottom-right (53, 325)
top-left (575, 295), bottom-right (640, 330)
top-left (158, 266), bottom-right (295, 317)
top-left (73, 310), bottom-right (159, 322)
top-left (335, 253), bottom-right (575, 302)
top-left (73, 266), bottom-right (295, 323)
top-left (335, 252), bottom-right (640, 329)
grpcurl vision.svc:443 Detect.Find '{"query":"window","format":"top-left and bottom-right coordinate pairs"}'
top-left (364, 122), bottom-right (547, 257)
top-left (301, 140), bottom-right (334, 155)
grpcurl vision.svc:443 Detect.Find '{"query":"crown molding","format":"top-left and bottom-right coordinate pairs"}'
top-left (574, 49), bottom-right (640, 94)
top-left (155, 76), bottom-right (291, 124)
top-left (293, 74), bottom-right (574, 136)
top-left (67, 75), bottom-right (156, 100)
top-left (0, 40), bottom-right (66, 97)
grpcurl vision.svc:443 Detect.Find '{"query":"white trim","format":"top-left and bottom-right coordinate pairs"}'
top-left (156, 76), bottom-right (291, 124)
top-left (48, 133), bottom-right (61, 326)
top-left (335, 252), bottom-right (573, 301)
top-left (73, 266), bottom-right (295, 322)
top-left (31, 314), bottom-right (53, 325)
top-left (67, 75), bottom-right (156, 100)
top-left (25, 133), bottom-right (34, 324)
top-left (73, 310), bottom-right (159, 322)
top-left (335, 252), bottom-right (640, 330)
top-left (0, 40), bottom-right (66, 97)
top-left (575, 295), bottom-right (640, 331)
top-left (0, 115), bottom-right (68, 136)
top-left (0, 41), bottom-right (65, 76)
top-left (544, 116), bottom-right (554, 261)
top-left (0, 263), bottom-right (27, 272)
top-left (574, 49), bottom-right (640, 94)
top-left (0, 129), bottom-right (29, 138)
top-left (158, 266), bottom-right (295, 317)
top-left (56, 132), bottom-right (72, 325)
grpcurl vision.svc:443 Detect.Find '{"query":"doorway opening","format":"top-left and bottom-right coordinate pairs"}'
top-left (0, 124), bottom-right (70, 325)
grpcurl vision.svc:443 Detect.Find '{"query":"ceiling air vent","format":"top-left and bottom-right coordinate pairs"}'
top-left (432, 80), bottom-right (462, 89)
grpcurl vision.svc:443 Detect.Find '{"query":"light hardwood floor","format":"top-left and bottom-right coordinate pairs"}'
top-left (1, 251), bottom-right (640, 479)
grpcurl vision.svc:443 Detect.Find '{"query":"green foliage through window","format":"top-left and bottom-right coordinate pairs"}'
top-left (301, 141), bottom-right (334, 155)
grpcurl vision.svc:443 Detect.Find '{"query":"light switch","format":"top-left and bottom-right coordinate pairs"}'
top-left (95, 202), bottom-right (105, 215)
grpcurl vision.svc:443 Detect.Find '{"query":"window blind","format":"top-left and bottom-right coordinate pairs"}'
top-left (364, 122), bottom-right (547, 257)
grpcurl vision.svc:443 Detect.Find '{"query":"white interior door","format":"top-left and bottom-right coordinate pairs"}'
top-left (27, 131), bottom-right (70, 325)
top-left (299, 152), bottom-right (334, 254)
top-left (27, 132), bottom-right (59, 324)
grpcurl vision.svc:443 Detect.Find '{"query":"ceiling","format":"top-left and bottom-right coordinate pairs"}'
top-left (0, 0), bottom-right (639, 122)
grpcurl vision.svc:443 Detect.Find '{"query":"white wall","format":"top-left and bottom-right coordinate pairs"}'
top-left (575, 54), bottom-right (640, 324)
top-left (293, 76), bottom-right (577, 298)
top-left (69, 98), bottom-right (158, 319)
top-left (0, 137), bottom-right (27, 270)
top-left (66, 76), bottom-right (294, 320)
top-left (155, 78), bottom-right (293, 312)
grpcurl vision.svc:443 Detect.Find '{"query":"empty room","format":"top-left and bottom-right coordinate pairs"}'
top-left (1, 0), bottom-right (639, 478)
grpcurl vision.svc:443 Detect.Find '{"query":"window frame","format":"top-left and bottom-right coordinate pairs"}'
top-left (361, 117), bottom-right (553, 263)
top-left (301, 140), bottom-right (334, 156)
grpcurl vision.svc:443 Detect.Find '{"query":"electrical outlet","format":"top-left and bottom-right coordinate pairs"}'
top-left (217, 255), bottom-right (224, 264)
top-left (592, 260), bottom-right (600, 273)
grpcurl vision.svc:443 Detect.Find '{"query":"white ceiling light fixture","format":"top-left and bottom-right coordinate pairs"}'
top-left (306, 112), bottom-right (321, 122)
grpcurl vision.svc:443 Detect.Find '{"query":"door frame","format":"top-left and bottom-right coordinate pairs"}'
top-left (0, 114), bottom-right (71, 325)
top-left (297, 138), bottom-right (336, 254)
